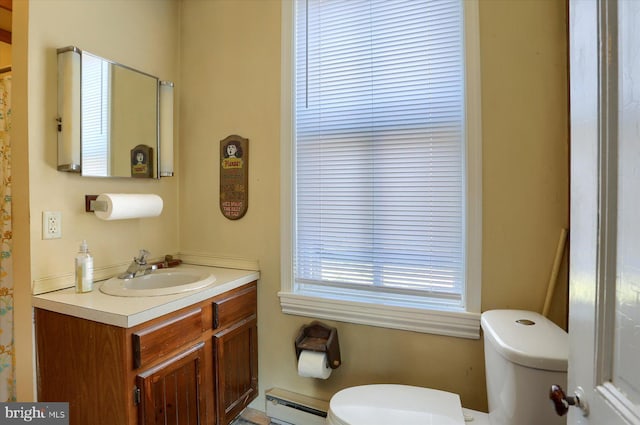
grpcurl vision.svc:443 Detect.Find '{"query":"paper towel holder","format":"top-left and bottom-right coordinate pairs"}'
top-left (295, 321), bottom-right (341, 369)
top-left (85, 195), bottom-right (106, 212)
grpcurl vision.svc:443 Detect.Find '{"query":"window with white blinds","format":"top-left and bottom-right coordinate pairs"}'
top-left (81, 54), bottom-right (111, 176)
top-left (281, 0), bottom-right (482, 337)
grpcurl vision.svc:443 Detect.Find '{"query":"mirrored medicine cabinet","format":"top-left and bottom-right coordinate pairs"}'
top-left (57, 46), bottom-right (174, 178)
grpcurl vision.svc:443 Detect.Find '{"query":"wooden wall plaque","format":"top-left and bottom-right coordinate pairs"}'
top-left (220, 135), bottom-right (249, 220)
top-left (131, 144), bottom-right (153, 178)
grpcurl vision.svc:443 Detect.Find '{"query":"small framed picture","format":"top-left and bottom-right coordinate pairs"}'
top-left (131, 144), bottom-right (153, 178)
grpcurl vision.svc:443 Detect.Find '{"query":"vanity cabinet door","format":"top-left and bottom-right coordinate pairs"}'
top-left (213, 317), bottom-right (258, 425)
top-left (137, 342), bottom-right (206, 425)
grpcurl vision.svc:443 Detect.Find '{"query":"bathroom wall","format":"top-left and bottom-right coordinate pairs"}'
top-left (178, 0), bottom-right (568, 412)
top-left (0, 42), bottom-right (10, 68)
top-left (12, 0), bottom-right (180, 401)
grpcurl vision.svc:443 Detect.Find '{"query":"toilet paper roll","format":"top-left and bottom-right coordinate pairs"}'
top-left (297, 350), bottom-right (332, 379)
top-left (94, 193), bottom-right (163, 221)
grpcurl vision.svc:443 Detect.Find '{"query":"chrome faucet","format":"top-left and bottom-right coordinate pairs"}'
top-left (119, 249), bottom-right (158, 279)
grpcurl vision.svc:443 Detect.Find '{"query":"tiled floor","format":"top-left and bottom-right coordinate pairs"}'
top-left (230, 408), bottom-right (273, 425)
top-left (229, 418), bottom-right (262, 425)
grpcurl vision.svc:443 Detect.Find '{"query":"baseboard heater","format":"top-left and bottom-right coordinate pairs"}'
top-left (265, 388), bottom-right (329, 425)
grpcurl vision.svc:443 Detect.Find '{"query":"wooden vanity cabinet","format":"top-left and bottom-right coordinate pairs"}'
top-left (35, 281), bottom-right (258, 425)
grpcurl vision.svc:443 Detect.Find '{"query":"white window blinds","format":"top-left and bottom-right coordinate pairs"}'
top-left (294, 0), bottom-right (467, 309)
top-left (81, 54), bottom-right (111, 177)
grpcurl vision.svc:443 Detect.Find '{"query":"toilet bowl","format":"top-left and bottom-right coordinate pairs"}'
top-left (326, 310), bottom-right (567, 425)
top-left (327, 384), bottom-right (488, 425)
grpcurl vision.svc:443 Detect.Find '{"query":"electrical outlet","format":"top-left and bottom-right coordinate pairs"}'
top-left (42, 211), bottom-right (62, 239)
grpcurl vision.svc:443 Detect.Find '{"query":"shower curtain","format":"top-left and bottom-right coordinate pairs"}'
top-left (0, 75), bottom-right (14, 401)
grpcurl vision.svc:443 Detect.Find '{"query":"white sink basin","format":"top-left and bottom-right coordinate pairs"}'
top-left (100, 268), bottom-right (216, 297)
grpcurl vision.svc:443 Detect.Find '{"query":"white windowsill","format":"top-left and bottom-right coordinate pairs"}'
top-left (278, 291), bottom-right (481, 339)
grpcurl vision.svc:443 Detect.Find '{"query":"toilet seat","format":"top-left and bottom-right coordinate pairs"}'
top-left (327, 384), bottom-right (466, 425)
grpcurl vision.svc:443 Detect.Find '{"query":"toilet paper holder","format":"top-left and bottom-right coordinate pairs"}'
top-left (295, 321), bottom-right (341, 369)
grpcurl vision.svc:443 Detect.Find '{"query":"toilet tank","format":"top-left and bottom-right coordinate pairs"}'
top-left (481, 310), bottom-right (567, 425)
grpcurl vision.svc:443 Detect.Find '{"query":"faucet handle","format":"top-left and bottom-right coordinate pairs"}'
top-left (136, 249), bottom-right (150, 264)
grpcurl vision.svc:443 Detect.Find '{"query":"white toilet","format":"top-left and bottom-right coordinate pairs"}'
top-left (326, 310), bottom-right (568, 425)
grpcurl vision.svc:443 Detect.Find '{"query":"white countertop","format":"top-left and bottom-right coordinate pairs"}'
top-left (32, 265), bottom-right (260, 328)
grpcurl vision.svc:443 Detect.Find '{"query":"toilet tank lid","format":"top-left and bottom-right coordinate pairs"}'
top-left (481, 310), bottom-right (568, 372)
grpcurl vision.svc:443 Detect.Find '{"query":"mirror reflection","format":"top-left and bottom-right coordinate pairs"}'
top-left (58, 47), bottom-right (160, 178)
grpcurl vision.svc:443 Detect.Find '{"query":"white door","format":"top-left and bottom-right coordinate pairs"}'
top-left (568, 0), bottom-right (640, 423)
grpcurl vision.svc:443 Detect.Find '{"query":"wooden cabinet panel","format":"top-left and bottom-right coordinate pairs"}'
top-left (35, 309), bottom-right (129, 425)
top-left (133, 308), bottom-right (204, 369)
top-left (212, 284), bottom-right (256, 331)
top-left (213, 318), bottom-right (258, 425)
top-left (137, 342), bottom-right (206, 425)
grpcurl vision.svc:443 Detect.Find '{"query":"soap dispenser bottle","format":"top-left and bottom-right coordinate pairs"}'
top-left (75, 240), bottom-right (94, 293)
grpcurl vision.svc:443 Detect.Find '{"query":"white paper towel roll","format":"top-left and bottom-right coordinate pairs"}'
top-left (94, 193), bottom-right (163, 221)
top-left (297, 350), bottom-right (332, 379)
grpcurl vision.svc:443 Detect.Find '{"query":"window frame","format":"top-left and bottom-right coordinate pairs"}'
top-left (279, 0), bottom-right (482, 339)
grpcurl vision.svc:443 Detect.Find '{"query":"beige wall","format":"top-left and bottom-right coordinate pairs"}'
top-left (178, 0), bottom-right (568, 413)
top-left (0, 42), bottom-right (10, 69)
top-left (13, 0), bottom-right (180, 401)
top-left (13, 0), bottom-right (568, 413)
top-left (480, 0), bottom-right (569, 322)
